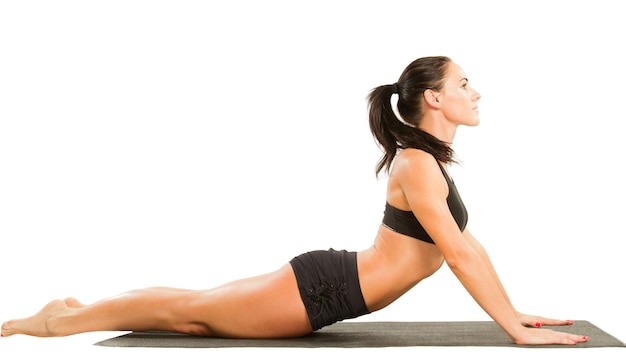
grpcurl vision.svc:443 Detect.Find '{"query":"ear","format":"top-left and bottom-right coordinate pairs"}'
top-left (423, 89), bottom-right (441, 109)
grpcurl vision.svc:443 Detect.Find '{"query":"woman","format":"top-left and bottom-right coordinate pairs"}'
top-left (1, 56), bottom-right (588, 345)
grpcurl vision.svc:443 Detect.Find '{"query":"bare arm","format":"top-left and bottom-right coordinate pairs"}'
top-left (463, 230), bottom-right (574, 328)
top-left (394, 150), bottom-right (586, 345)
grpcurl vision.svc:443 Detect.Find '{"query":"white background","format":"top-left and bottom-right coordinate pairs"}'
top-left (1, 1), bottom-right (624, 357)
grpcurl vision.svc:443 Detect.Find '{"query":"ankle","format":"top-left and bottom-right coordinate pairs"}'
top-left (44, 314), bottom-right (64, 337)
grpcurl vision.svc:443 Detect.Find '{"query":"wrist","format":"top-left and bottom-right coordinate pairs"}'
top-left (502, 322), bottom-right (526, 342)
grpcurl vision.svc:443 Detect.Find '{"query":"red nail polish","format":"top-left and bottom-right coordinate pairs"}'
top-left (535, 322), bottom-right (542, 327)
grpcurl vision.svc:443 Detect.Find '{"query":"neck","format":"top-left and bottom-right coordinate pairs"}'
top-left (419, 113), bottom-right (458, 144)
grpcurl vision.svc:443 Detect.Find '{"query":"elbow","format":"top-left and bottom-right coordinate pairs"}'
top-left (444, 256), bottom-right (463, 272)
top-left (443, 246), bottom-right (480, 273)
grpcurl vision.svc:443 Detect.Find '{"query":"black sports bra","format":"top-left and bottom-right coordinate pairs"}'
top-left (382, 162), bottom-right (468, 244)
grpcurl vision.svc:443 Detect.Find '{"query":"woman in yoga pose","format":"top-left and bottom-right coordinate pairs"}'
top-left (1, 56), bottom-right (588, 345)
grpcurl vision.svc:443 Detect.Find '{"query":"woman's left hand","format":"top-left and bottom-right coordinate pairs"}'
top-left (516, 313), bottom-right (574, 328)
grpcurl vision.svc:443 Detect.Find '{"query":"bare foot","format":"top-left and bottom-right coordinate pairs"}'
top-left (1, 298), bottom-right (80, 337)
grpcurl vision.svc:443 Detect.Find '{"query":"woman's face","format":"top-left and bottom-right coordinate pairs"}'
top-left (438, 62), bottom-right (481, 127)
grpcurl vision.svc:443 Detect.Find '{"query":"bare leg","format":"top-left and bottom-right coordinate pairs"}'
top-left (2, 264), bottom-right (312, 338)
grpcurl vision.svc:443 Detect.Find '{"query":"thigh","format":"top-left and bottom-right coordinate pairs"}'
top-left (190, 263), bottom-right (312, 338)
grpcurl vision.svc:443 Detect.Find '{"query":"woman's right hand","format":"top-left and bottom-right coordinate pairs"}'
top-left (512, 326), bottom-right (588, 345)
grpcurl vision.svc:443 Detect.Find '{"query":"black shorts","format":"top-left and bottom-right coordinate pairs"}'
top-left (289, 248), bottom-right (370, 331)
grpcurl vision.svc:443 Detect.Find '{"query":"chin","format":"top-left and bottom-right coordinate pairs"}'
top-left (464, 118), bottom-right (480, 127)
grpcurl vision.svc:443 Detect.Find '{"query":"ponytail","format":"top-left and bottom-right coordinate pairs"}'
top-left (367, 56), bottom-right (455, 176)
top-left (367, 84), bottom-right (403, 176)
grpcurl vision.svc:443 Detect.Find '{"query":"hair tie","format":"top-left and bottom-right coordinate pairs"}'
top-left (392, 83), bottom-right (399, 94)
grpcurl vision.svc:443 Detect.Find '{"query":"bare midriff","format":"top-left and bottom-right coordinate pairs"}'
top-left (357, 224), bottom-right (444, 312)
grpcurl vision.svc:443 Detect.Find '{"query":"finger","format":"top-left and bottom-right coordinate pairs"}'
top-left (521, 315), bottom-right (574, 327)
top-left (540, 317), bottom-right (574, 326)
top-left (562, 333), bottom-right (588, 344)
top-left (550, 330), bottom-right (588, 345)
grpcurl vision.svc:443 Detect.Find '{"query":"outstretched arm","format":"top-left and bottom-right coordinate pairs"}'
top-left (462, 229), bottom-right (574, 328)
top-left (395, 151), bottom-right (586, 345)
top-left (434, 218), bottom-right (584, 344)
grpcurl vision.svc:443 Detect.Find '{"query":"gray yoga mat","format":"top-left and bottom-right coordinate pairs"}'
top-left (95, 320), bottom-right (625, 348)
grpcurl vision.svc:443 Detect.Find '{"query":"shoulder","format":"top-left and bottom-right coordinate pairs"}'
top-left (392, 149), bottom-right (440, 180)
top-left (391, 149), bottom-right (447, 197)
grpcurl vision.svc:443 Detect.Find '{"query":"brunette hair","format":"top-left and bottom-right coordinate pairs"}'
top-left (368, 56), bottom-right (455, 176)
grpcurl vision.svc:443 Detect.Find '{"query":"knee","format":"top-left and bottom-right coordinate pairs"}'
top-left (172, 322), bottom-right (212, 336)
top-left (165, 292), bottom-right (215, 336)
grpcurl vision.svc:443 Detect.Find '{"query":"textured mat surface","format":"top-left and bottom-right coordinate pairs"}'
top-left (95, 320), bottom-right (625, 348)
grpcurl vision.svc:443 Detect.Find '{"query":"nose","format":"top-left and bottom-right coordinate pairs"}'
top-left (472, 88), bottom-right (481, 101)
